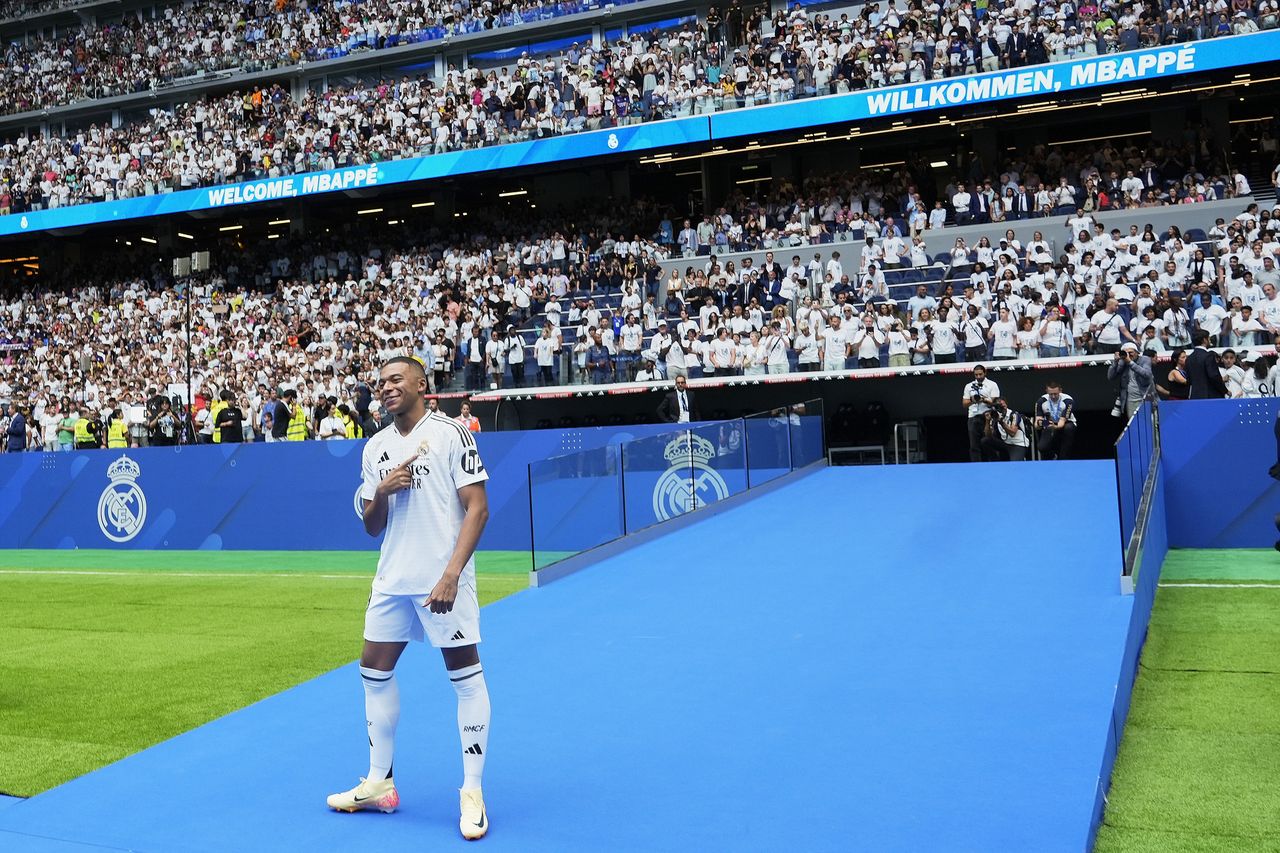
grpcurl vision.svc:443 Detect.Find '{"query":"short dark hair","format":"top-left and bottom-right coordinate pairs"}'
top-left (1192, 329), bottom-right (1211, 346)
top-left (382, 356), bottom-right (427, 378)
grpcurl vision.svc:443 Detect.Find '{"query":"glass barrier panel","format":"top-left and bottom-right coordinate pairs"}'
top-left (688, 420), bottom-right (748, 509)
top-left (529, 445), bottom-right (622, 570)
top-left (1114, 428), bottom-right (1135, 547)
top-left (622, 428), bottom-right (694, 535)
top-left (744, 408), bottom-right (793, 488)
top-left (788, 398), bottom-right (826, 469)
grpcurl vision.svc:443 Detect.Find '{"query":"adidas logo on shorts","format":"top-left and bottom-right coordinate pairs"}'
top-left (464, 743), bottom-right (483, 756)
top-left (450, 630), bottom-right (466, 641)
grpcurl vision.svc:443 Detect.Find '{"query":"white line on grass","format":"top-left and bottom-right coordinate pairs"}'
top-left (0, 569), bottom-right (370, 580)
top-left (1159, 582), bottom-right (1280, 588)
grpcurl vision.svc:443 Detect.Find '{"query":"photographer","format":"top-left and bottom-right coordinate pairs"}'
top-left (962, 365), bottom-right (1001, 462)
top-left (1107, 342), bottom-right (1154, 418)
top-left (148, 398), bottom-right (178, 446)
top-left (1033, 382), bottom-right (1077, 460)
top-left (981, 397), bottom-right (1030, 461)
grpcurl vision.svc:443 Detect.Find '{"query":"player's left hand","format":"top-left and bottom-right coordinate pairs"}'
top-left (425, 575), bottom-right (458, 614)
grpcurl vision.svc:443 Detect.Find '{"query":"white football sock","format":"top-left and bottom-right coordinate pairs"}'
top-left (450, 663), bottom-right (490, 791)
top-left (360, 666), bottom-right (398, 781)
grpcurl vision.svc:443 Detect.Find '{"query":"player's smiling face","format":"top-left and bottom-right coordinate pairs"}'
top-left (378, 364), bottom-right (425, 415)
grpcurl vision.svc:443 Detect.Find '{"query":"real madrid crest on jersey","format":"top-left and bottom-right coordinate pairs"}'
top-left (98, 456), bottom-right (147, 543)
top-left (652, 433), bottom-right (729, 521)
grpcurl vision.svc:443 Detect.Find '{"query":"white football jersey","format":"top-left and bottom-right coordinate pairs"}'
top-left (360, 411), bottom-right (489, 595)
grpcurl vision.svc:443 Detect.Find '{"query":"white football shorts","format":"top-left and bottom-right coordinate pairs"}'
top-left (363, 584), bottom-right (481, 648)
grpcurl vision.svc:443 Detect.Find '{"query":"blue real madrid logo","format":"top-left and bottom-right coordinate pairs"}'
top-left (652, 433), bottom-right (729, 521)
top-left (97, 456), bottom-right (147, 542)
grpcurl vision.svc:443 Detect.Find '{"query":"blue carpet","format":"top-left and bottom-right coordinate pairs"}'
top-left (0, 462), bottom-right (1133, 852)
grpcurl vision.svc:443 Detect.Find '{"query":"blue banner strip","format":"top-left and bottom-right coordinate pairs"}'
top-left (711, 31), bottom-right (1280, 139)
top-left (0, 118), bottom-right (710, 237)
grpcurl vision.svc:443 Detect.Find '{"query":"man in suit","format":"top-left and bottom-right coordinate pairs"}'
top-left (1185, 330), bottom-right (1229, 399)
top-left (658, 374), bottom-right (700, 424)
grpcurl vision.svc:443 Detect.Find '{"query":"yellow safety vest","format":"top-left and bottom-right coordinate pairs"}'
top-left (210, 399), bottom-right (227, 443)
top-left (74, 418), bottom-right (94, 446)
top-left (340, 411), bottom-right (361, 440)
top-left (286, 404), bottom-right (308, 441)
top-left (107, 420), bottom-right (127, 448)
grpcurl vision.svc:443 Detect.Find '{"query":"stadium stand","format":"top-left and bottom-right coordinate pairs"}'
top-left (1, 1), bottom-right (1276, 215)
top-left (1, 185), bottom-right (1277, 449)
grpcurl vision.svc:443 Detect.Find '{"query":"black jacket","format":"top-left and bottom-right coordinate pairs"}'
top-left (658, 388), bottom-right (700, 423)
top-left (1185, 347), bottom-right (1228, 399)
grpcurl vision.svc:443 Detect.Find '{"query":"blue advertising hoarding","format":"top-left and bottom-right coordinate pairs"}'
top-left (1159, 397), bottom-right (1280, 548)
top-left (1, 30), bottom-right (1277, 239)
top-left (0, 423), bottom-right (697, 553)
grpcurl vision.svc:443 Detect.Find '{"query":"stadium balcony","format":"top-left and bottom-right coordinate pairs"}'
top-left (0, 25), bottom-right (1274, 239)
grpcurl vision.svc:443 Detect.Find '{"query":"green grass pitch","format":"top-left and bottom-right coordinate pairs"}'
top-left (0, 550), bottom-right (530, 797)
top-left (1095, 549), bottom-right (1280, 852)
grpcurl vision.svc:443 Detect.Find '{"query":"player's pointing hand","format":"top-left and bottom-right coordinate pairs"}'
top-left (376, 456), bottom-right (417, 497)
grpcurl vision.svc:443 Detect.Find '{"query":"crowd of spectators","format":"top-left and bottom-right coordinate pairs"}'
top-left (0, 0), bottom-right (82, 20)
top-left (3, 0), bottom-right (1277, 215)
top-left (1, 187), bottom-right (1278, 452)
top-left (0, 0), bottom-right (628, 116)
top-left (668, 134), bottom-right (1258, 256)
top-left (6, 0), bottom-right (1277, 120)
top-left (0, 198), bottom-right (672, 448)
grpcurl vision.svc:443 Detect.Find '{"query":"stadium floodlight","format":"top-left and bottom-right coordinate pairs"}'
top-left (177, 232), bottom-right (194, 240)
top-left (140, 237), bottom-right (157, 244)
top-left (357, 208), bottom-right (384, 215)
top-left (411, 201), bottom-right (436, 208)
top-left (497, 190), bottom-right (527, 198)
top-left (267, 234), bottom-right (280, 240)
top-left (268, 219), bottom-right (290, 225)
top-left (929, 160), bottom-right (949, 168)
top-left (218, 225), bottom-right (243, 232)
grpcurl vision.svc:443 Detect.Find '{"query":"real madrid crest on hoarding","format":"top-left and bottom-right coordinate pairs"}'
top-left (353, 485), bottom-right (366, 519)
top-left (98, 456), bottom-right (147, 542)
top-left (652, 433), bottom-right (729, 521)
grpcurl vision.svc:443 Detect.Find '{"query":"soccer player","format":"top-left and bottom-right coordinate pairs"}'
top-left (327, 356), bottom-right (492, 841)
